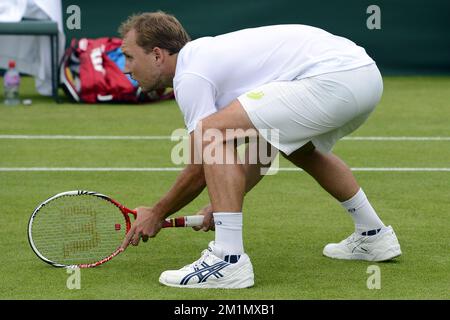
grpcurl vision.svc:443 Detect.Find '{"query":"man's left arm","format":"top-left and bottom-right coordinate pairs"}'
top-left (121, 74), bottom-right (218, 248)
top-left (121, 131), bottom-right (206, 248)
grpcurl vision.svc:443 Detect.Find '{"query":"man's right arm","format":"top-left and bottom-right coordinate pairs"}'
top-left (121, 132), bottom-right (206, 248)
top-left (152, 131), bottom-right (206, 219)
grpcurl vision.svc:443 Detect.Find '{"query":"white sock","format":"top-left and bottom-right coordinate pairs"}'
top-left (213, 212), bottom-right (244, 261)
top-left (341, 188), bottom-right (385, 234)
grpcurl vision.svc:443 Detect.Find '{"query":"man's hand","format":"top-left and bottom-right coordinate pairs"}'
top-left (192, 204), bottom-right (215, 232)
top-left (121, 207), bottom-right (164, 250)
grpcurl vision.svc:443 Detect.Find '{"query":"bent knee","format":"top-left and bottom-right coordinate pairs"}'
top-left (283, 141), bottom-right (319, 168)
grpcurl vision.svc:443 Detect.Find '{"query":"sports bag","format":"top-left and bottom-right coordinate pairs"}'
top-left (60, 37), bottom-right (174, 103)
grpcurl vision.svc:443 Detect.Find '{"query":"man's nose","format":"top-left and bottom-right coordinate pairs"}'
top-left (123, 61), bottom-right (131, 75)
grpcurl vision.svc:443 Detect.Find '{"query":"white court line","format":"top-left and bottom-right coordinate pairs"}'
top-left (344, 136), bottom-right (450, 141)
top-left (0, 167), bottom-right (182, 172)
top-left (278, 167), bottom-right (450, 172)
top-left (0, 135), bottom-right (172, 140)
top-left (1, 167), bottom-right (450, 172)
top-left (0, 135), bottom-right (449, 141)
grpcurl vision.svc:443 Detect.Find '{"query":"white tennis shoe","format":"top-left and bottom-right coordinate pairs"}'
top-left (159, 241), bottom-right (254, 289)
top-left (323, 225), bottom-right (402, 262)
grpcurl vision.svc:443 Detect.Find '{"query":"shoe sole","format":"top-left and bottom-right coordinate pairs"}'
top-left (159, 277), bottom-right (254, 289)
top-left (323, 245), bottom-right (402, 262)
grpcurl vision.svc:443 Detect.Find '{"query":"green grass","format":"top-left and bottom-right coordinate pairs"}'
top-left (0, 76), bottom-right (449, 299)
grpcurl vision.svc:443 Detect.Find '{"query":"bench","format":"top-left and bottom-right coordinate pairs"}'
top-left (0, 20), bottom-right (59, 102)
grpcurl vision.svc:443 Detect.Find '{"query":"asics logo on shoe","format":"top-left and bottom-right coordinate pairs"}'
top-left (349, 237), bottom-right (369, 253)
top-left (180, 261), bottom-right (229, 285)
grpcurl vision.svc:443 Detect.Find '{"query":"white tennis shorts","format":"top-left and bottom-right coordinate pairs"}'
top-left (238, 64), bottom-right (383, 155)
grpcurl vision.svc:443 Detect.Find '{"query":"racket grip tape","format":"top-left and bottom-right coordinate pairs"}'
top-left (162, 215), bottom-right (204, 228)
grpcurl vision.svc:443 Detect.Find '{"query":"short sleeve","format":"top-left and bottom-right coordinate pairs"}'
top-left (174, 73), bottom-right (218, 133)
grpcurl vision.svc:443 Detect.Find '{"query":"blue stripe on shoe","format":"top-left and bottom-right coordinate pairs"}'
top-left (180, 261), bottom-right (230, 285)
top-left (224, 255), bottom-right (241, 263)
top-left (361, 228), bottom-right (382, 236)
top-left (201, 262), bottom-right (223, 279)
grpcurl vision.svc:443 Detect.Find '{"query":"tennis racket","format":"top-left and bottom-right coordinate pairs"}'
top-left (28, 190), bottom-right (204, 268)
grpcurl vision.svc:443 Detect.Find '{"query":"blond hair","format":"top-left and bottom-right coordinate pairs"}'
top-left (119, 11), bottom-right (190, 54)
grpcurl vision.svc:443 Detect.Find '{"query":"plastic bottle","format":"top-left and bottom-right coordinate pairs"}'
top-left (3, 60), bottom-right (20, 106)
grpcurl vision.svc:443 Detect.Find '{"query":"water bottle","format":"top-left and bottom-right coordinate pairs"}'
top-left (3, 60), bottom-right (20, 106)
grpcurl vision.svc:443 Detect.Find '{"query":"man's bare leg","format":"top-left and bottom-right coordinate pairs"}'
top-left (284, 142), bottom-right (359, 202)
top-left (284, 142), bottom-right (385, 233)
top-left (198, 100), bottom-right (257, 213)
top-left (159, 100), bottom-right (257, 288)
top-left (195, 100), bottom-right (257, 261)
top-left (283, 142), bottom-right (402, 262)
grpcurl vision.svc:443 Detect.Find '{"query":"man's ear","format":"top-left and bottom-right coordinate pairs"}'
top-left (152, 47), bottom-right (164, 64)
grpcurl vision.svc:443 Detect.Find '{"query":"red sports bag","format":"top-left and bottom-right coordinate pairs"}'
top-left (60, 37), bottom-right (174, 103)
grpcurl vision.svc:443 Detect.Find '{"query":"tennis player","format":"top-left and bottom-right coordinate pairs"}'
top-left (119, 12), bottom-right (401, 288)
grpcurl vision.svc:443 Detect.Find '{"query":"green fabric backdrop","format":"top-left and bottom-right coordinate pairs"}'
top-left (62, 0), bottom-right (450, 74)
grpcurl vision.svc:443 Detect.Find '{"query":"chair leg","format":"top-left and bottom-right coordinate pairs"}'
top-left (51, 34), bottom-right (60, 103)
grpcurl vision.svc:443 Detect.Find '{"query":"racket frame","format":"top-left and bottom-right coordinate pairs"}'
top-left (28, 190), bottom-right (204, 269)
top-left (28, 190), bottom-right (134, 268)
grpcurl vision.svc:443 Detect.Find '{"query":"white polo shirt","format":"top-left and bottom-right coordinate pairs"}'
top-left (173, 24), bottom-right (375, 133)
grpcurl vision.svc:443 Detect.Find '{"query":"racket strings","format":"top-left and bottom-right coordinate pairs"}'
top-left (31, 195), bottom-right (126, 265)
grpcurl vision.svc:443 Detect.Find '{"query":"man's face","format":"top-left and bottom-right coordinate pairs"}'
top-left (121, 29), bottom-right (163, 92)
